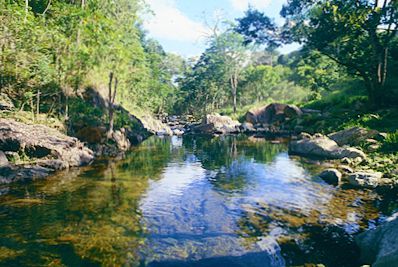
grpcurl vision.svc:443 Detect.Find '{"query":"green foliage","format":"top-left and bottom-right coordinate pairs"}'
top-left (237, 1), bottom-right (398, 106)
top-left (239, 65), bottom-right (310, 106)
top-left (383, 131), bottom-right (398, 152)
top-left (68, 97), bottom-right (104, 128)
top-left (0, 0), bottom-right (185, 127)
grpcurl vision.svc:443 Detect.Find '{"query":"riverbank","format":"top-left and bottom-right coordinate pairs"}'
top-left (0, 87), bottom-right (176, 184)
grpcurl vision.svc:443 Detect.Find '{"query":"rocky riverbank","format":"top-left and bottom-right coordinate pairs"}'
top-left (177, 103), bottom-right (397, 267)
top-left (0, 119), bottom-right (94, 183)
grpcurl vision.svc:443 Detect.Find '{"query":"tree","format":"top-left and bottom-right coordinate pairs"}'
top-left (211, 30), bottom-right (249, 113)
top-left (107, 72), bottom-right (117, 136)
top-left (236, 0), bottom-right (398, 106)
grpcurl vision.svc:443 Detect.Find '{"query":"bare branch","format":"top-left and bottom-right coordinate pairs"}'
top-left (42, 0), bottom-right (52, 15)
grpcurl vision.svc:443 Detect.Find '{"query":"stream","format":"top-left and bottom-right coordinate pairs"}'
top-left (0, 135), bottom-right (395, 266)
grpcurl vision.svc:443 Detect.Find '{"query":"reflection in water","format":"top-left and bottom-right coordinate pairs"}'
top-left (0, 135), bottom-right (392, 266)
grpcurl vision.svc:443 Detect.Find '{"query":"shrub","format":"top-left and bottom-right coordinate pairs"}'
top-left (382, 131), bottom-right (398, 152)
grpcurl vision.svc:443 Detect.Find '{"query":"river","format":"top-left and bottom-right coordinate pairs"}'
top-left (0, 135), bottom-right (395, 266)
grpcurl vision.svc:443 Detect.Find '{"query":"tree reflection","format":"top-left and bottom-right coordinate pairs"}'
top-left (236, 188), bottom-right (381, 267)
top-left (183, 135), bottom-right (286, 193)
top-left (0, 137), bottom-right (174, 266)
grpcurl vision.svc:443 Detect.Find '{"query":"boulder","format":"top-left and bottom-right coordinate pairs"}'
top-left (0, 93), bottom-right (15, 111)
top-left (328, 127), bottom-right (379, 146)
top-left (193, 114), bottom-right (241, 135)
top-left (0, 119), bottom-right (94, 169)
top-left (356, 213), bottom-right (398, 267)
top-left (0, 165), bottom-right (53, 184)
top-left (289, 134), bottom-right (366, 160)
top-left (340, 165), bottom-right (354, 174)
top-left (348, 171), bottom-right (384, 188)
top-left (241, 122), bottom-right (256, 133)
top-left (318, 169), bottom-right (342, 185)
top-left (172, 129), bottom-right (184, 136)
top-left (0, 151), bottom-right (8, 167)
top-left (111, 129), bottom-right (131, 151)
top-left (245, 103), bottom-right (302, 125)
top-left (140, 114), bottom-right (173, 136)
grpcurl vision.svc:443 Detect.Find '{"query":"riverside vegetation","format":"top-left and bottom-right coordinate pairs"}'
top-left (0, 0), bottom-right (398, 266)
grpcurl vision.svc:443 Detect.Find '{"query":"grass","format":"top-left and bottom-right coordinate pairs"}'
top-left (0, 110), bottom-right (66, 132)
top-left (382, 131), bottom-right (398, 152)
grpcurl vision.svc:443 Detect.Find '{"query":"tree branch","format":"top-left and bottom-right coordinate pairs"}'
top-left (42, 0), bottom-right (52, 15)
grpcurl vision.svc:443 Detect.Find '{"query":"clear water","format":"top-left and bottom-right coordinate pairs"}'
top-left (0, 135), bottom-right (392, 266)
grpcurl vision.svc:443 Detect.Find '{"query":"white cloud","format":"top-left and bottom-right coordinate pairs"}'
top-left (230, 0), bottom-right (272, 12)
top-left (143, 0), bottom-right (207, 43)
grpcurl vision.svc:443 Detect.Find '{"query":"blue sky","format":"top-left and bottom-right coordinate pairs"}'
top-left (143, 0), bottom-right (300, 57)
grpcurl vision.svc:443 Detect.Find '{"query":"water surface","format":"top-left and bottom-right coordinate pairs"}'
top-left (0, 135), bottom-right (393, 266)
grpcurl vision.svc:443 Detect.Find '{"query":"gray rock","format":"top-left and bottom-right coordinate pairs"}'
top-left (241, 122), bottom-right (256, 132)
top-left (375, 132), bottom-right (388, 141)
top-left (0, 119), bottom-right (94, 171)
top-left (245, 103), bottom-right (302, 125)
top-left (0, 165), bottom-right (53, 184)
top-left (341, 157), bottom-right (352, 165)
top-left (0, 151), bottom-right (8, 167)
top-left (140, 114), bottom-right (173, 136)
top-left (356, 213), bottom-right (398, 267)
top-left (172, 129), bottom-right (184, 136)
top-left (37, 159), bottom-right (68, 170)
top-left (289, 135), bottom-right (366, 160)
top-left (368, 144), bottom-right (380, 152)
top-left (348, 171), bottom-right (383, 188)
top-left (193, 114), bottom-right (241, 135)
top-left (318, 168), bottom-right (342, 185)
top-left (0, 93), bottom-right (15, 111)
top-left (112, 129), bottom-right (131, 151)
top-left (328, 127), bottom-right (379, 146)
top-left (298, 132), bottom-right (312, 140)
top-left (340, 165), bottom-right (354, 174)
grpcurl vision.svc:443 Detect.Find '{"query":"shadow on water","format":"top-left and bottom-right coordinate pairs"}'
top-left (0, 135), bottom-right (394, 266)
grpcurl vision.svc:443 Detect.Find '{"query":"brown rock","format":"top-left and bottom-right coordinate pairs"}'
top-left (245, 103), bottom-right (302, 125)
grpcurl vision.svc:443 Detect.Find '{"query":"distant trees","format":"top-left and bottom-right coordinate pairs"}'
top-left (236, 0), bottom-right (398, 106)
top-left (176, 25), bottom-right (311, 115)
top-left (177, 29), bottom-right (249, 114)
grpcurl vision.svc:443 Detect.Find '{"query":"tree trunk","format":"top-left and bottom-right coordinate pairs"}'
top-left (36, 89), bottom-right (40, 117)
top-left (108, 72), bottom-right (117, 137)
top-left (230, 72), bottom-right (238, 114)
top-left (24, 0), bottom-right (29, 22)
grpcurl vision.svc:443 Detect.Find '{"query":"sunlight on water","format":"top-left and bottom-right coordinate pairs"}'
top-left (0, 135), bottom-right (391, 266)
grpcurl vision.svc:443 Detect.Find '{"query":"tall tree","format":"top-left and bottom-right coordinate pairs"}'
top-left (236, 0), bottom-right (398, 106)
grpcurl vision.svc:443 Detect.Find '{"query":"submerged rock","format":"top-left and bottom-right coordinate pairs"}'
top-left (289, 134), bottom-right (366, 160)
top-left (0, 165), bottom-right (53, 184)
top-left (318, 169), bottom-right (342, 185)
top-left (356, 213), bottom-right (398, 267)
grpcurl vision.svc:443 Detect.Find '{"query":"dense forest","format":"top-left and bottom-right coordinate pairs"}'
top-left (1, 0), bottom-right (398, 121)
top-left (1, 0), bottom-right (186, 131)
top-left (0, 0), bottom-right (397, 142)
